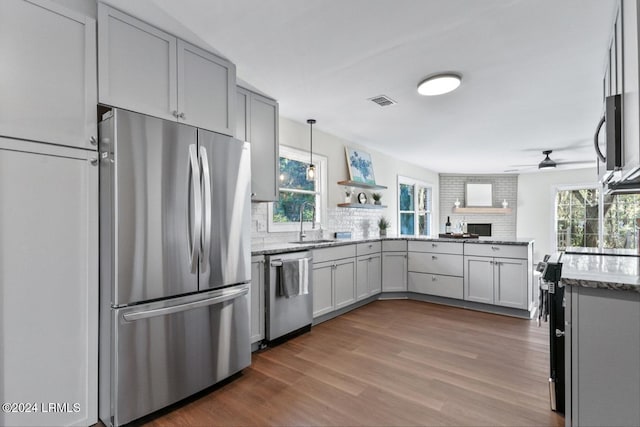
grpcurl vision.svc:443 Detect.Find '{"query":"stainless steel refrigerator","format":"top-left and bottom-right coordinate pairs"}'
top-left (98, 109), bottom-right (251, 426)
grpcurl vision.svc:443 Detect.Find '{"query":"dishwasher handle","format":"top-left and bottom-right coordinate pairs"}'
top-left (122, 286), bottom-right (249, 322)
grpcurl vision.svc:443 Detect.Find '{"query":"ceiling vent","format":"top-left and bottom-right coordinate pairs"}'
top-left (368, 95), bottom-right (397, 107)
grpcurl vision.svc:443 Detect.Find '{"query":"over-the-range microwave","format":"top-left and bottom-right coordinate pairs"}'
top-left (594, 94), bottom-right (622, 185)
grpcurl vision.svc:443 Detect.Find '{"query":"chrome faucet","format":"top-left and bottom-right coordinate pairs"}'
top-left (299, 201), bottom-right (316, 242)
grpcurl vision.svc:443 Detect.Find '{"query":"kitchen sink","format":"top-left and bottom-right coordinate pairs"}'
top-left (288, 239), bottom-right (336, 244)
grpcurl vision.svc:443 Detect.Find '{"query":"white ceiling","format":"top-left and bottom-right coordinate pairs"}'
top-left (104, 0), bottom-right (617, 174)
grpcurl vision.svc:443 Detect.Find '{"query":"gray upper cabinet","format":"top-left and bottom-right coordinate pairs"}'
top-left (98, 4), bottom-right (177, 122)
top-left (236, 87), bottom-right (250, 142)
top-left (237, 86), bottom-right (279, 202)
top-left (177, 40), bottom-right (236, 135)
top-left (621, 0), bottom-right (640, 179)
top-left (98, 4), bottom-right (236, 136)
top-left (0, 0), bottom-right (97, 150)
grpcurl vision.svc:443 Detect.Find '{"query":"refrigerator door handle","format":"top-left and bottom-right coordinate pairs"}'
top-left (188, 144), bottom-right (202, 273)
top-left (122, 285), bottom-right (249, 322)
top-left (199, 146), bottom-right (212, 273)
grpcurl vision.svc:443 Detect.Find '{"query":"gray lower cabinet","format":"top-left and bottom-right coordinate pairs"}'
top-left (0, 137), bottom-right (98, 427)
top-left (407, 241), bottom-right (464, 298)
top-left (356, 254), bottom-right (381, 300)
top-left (250, 256), bottom-right (265, 344)
top-left (565, 285), bottom-right (640, 427)
top-left (312, 245), bottom-right (357, 317)
top-left (381, 240), bottom-right (408, 292)
top-left (237, 86), bottom-right (279, 202)
top-left (98, 3), bottom-right (236, 136)
top-left (0, 0), bottom-right (97, 150)
top-left (463, 255), bottom-right (528, 309)
top-left (382, 252), bottom-right (408, 291)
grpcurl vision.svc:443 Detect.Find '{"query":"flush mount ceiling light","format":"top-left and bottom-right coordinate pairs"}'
top-left (417, 73), bottom-right (462, 96)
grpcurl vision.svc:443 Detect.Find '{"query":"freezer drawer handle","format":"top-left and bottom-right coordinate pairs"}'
top-left (122, 286), bottom-right (249, 322)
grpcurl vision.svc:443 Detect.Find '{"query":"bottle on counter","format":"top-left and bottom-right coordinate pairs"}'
top-left (462, 217), bottom-right (468, 234)
top-left (445, 216), bottom-right (452, 234)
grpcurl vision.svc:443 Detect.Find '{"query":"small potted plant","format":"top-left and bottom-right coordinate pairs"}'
top-left (344, 187), bottom-right (352, 203)
top-left (378, 216), bottom-right (390, 237)
top-left (372, 192), bottom-right (382, 205)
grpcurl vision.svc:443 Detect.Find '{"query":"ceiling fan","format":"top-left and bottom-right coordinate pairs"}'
top-left (505, 150), bottom-right (595, 172)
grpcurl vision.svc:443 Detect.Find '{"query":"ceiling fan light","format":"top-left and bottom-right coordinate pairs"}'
top-left (538, 156), bottom-right (556, 169)
top-left (417, 73), bottom-right (462, 96)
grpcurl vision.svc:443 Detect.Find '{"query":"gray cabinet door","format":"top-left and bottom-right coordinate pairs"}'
top-left (98, 3), bottom-right (177, 121)
top-left (0, 138), bottom-right (98, 427)
top-left (177, 40), bottom-right (235, 136)
top-left (571, 287), bottom-right (640, 426)
top-left (250, 258), bottom-right (265, 344)
top-left (236, 87), bottom-right (250, 141)
top-left (622, 0), bottom-right (640, 178)
top-left (368, 254), bottom-right (382, 296)
top-left (312, 262), bottom-right (333, 317)
top-left (0, 0), bottom-right (97, 150)
top-left (334, 258), bottom-right (356, 309)
top-left (356, 256), bottom-right (369, 301)
top-left (493, 257), bottom-right (528, 309)
top-left (463, 256), bottom-right (494, 304)
top-left (249, 93), bottom-right (279, 201)
top-left (382, 252), bottom-right (407, 291)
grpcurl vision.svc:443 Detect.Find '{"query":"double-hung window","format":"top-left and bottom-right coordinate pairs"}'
top-left (268, 146), bottom-right (327, 231)
top-left (398, 176), bottom-right (432, 236)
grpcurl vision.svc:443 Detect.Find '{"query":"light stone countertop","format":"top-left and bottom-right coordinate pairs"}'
top-left (560, 253), bottom-right (640, 292)
top-left (251, 235), bottom-right (534, 256)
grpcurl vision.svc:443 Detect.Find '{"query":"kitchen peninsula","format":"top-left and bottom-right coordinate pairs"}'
top-left (251, 236), bottom-right (535, 347)
top-left (561, 254), bottom-right (640, 427)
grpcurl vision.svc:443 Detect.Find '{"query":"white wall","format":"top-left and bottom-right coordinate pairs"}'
top-left (517, 167), bottom-right (597, 262)
top-left (277, 117), bottom-right (440, 236)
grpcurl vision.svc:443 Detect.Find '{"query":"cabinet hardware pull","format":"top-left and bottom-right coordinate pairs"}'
top-left (432, 243), bottom-right (437, 247)
top-left (432, 255), bottom-right (437, 260)
top-left (491, 246), bottom-right (499, 250)
top-left (432, 276), bottom-right (437, 281)
top-left (179, 112), bottom-right (186, 119)
top-left (89, 136), bottom-right (97, 145)
top-left (172, 110), bottom-right (179, 118)
top-left (90, 157), bottom-right (98, 166)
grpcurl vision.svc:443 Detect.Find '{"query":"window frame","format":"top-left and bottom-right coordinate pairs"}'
top-left (397, 175), bottom-right (433, 237)
top-left (553, 184), bottom-right (601, 252)
top-left (268, 145), bottom-right (327, 232)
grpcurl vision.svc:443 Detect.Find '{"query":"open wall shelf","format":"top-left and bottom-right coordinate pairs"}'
top-left (452, 207), bottom-right (513, 214)
top-left (337, 203), bottom-right (387, 209)
top-left (338, 180), bottom-right (388, 190)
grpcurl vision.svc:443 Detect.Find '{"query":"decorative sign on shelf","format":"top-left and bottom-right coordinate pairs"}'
top-left (345, 147), bottom-right (376, 185)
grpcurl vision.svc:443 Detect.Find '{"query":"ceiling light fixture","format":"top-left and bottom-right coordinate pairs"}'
top-left (417, 73), bottom-right (462, 96)
top-left (538, 150), bottom-right (557, 169)
top-left (306, 119), bottom-right (316, 181)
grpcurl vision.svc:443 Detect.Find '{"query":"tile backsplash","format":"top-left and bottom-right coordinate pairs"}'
top-left (251, 203), bottom-right (386, 246)
top-left (439, 174), bottom-right (517, 239)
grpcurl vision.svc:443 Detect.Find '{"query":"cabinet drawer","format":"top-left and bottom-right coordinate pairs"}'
top-left (464, 243), bottom-right (528, 259)
top-left (408, 272), bottom-right (463, 299)
top-left (357, 241), bottom-right (381, 256)
top-left (382, 240), bottom-right (407, 252)
top-left (313, 244), bottom-right (356, 263)
top-left (408, 252), bottom-right (463, 276)
top-left (408, 240), bottom-right (463, 255)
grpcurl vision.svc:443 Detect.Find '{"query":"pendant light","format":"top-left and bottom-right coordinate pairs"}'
top-left (306, 119), bottom-right (316, 180)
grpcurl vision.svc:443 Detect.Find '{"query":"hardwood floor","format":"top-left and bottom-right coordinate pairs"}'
top-left (145, 300), bottom-right (564, 426)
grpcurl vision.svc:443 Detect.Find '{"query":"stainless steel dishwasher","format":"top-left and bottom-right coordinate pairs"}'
top-left (266, 251), bottom-right (313, 342)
